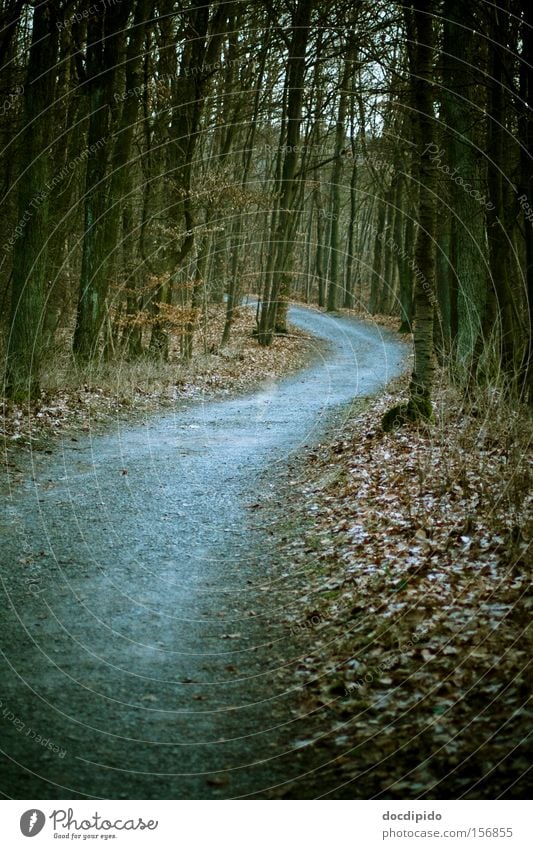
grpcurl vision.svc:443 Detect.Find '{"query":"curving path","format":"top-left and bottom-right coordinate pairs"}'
top-left (0, 305), bottom-right (407, 799)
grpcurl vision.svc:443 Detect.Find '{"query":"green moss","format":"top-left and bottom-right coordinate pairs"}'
top-left (382, 403), bottom-right (411, 432)
top-left (382, 397), bottom-right (434, 431)
top-left (322, 589), bottom-right (341, 600)
top-left (408, 394), bottom-right (434, 422)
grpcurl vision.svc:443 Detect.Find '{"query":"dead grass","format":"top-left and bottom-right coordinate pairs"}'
top-left (1, 304), bottom-right (318, 446)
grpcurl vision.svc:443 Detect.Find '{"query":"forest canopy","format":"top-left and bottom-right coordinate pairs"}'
top-left (0, 0), bottom-right (531, 412)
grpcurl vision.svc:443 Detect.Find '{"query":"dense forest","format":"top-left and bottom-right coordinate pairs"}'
top-left (0, 0), bottom-right (531, 806)
top-left (0, 0), bottom-right (531, 411)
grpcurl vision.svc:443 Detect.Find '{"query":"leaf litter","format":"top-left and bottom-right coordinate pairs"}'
top-left (271, 373), bottom-right (531, 798)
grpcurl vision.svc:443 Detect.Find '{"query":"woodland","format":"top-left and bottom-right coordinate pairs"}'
top-left (0, 0), bottom-right (531, 801)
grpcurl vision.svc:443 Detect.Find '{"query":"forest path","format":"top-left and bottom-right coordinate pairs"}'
top-left (0, 305), bottom-right (407, 799)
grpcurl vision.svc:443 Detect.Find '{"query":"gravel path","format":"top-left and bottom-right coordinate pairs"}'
top-left (0, 306), bottom-right (407, 799)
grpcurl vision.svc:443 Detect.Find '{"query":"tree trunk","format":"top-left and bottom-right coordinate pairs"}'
top-left (383, 0), bottom-right (437, 428)
top-left (441, 0), bottom-right (487, 374)
top-left (257, 0), bottom-right (314, 344)
top-left (518, 0), bottom-right (533, 401)
top-left (398, 204), bottom-right (415, 333)
top-left (369, 194), bottom-right (387, 314)
top-left (435, 204), bottom-right (452, 353)
top-left (6, 2), bottom-right (59, 400)
top-left (150, 0), bottom-right (229, 359)
top-left (73, 3), bottom-right (129, 359)
top-left (327, 60), bottom-right (350, 312)
top-left (483, 1), bottom-right (516, 381)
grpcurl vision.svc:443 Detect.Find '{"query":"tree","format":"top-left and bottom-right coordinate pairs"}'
top-left (72, 1), bottom-right (130, 359)
top-left (518, 0), bottom-right (533, 401)
top-left (383, 0), bottom-right (437, 428)
top-left (1, 0), bottom-right (530, 409)
top-left (327, 56), bottom-right (351, 312)
top-left (149, 0), bottom-right (230, 360)
top-left (257, 0), bottom-right (314, 344)
top-left (440, 0), bottom-right (487, 374)
top-left (482, 0), bottom-right (521, 385)
top-left (5, 2), bottom-right (59, 400)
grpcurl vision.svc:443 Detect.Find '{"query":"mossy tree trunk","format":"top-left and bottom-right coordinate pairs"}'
top-left (408, 0), bottom-right (437, 418)
top-left (441, 0), bottom-right (487, 374)
top-left (519, 0), bottom-right (533, 401)
top-left (386, 171), bottom-right (404, 316)
top-left (383, 0), bottom-right (437, 429)
top-left (107, 0), bottom-right (151, 359)
top-left (398, 207), bottom-right (416, 333)
top-left (222, 19), bottom-right (269, 345)
top-left (482, 2), bottom-right (516, 382)
top-left (6, 2), bottom-right (59, 401)
top-left (435, 204), bottom-right (453, 354)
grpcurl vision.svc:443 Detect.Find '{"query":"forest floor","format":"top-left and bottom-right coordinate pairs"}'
top-left (270, 372), bottom-right (532, 797)
top-left (1, 304), bottom-right (530, 799)
top-left (1, 301), bottom-right (318, 448)
top-left (0, 305), bottom-right (407, 800)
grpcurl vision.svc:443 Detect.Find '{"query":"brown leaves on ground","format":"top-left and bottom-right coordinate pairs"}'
top-left (276, 374), bottom-right (532, 798)
top-left (1, 304), bottom-right (316, 448)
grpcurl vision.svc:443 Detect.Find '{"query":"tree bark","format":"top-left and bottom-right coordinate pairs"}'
top-left (73, 2), bottom-right (130, 359)
top-left (6, 2), bottom-right (59, 400)
top-left (327, 60), bottom-right (350, 312)
top-left (441, 0), bottom-right (487, 373)
top-left (483, 1), bottom-right (516, 381)
top-left (518, 0), bottom-right (533, 401)
top-left (257, 0), bottom-right (314, 344)
top-left (383, 0), bottom-right (437, 428)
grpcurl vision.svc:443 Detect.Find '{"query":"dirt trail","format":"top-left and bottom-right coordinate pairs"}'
top-left (0, 306), bottom-right (407, 799)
